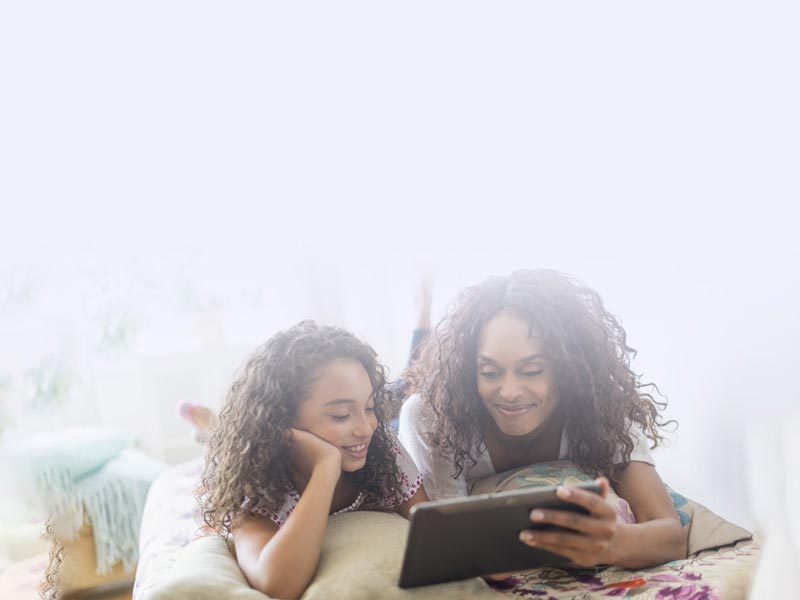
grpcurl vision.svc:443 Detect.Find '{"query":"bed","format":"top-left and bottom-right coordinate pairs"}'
top-left (133, 459), bottom-right (760, 600)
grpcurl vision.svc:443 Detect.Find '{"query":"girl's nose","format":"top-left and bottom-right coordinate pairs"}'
top-left (352, 412), bottom-right (373, 438)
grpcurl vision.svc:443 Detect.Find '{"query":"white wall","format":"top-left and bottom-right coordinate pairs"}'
top-left (2, 1), bottom-right (798, 532)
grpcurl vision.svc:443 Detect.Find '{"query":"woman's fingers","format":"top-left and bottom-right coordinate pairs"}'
top-left (529, 507), bottom-right (616, 537)
top-left (521, 537), bottom-right (599, 567)
top-left (521, 528), bottom-right (612, 552)
top-left (483, 571), bottom-right (515, 581)
top-left (518, 478), bottom-right (618, 567)
top-left (519, 528), bottom-right (612, 567)
top-left (554, 479), bottom-right (615, 518)
top-left (520, 528), bottom-right (584, 551)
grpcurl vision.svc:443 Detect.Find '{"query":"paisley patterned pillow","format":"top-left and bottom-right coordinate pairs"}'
top-left (469, 460), bottom-right (752, 555)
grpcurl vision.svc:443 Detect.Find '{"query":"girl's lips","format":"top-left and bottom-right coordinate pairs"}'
top-left (342, 441), bottom-right (369, 459)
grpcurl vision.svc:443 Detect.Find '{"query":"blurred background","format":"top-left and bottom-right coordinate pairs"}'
top-left (1, 0), bottom-right (798, 544)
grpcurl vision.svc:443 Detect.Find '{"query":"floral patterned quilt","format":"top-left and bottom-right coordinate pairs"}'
top-left (133, 460), bottom-right (760, 600)
top-left (488, 539), bottom-right (759, 599)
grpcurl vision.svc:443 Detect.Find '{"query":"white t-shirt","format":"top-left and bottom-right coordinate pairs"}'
top-left (398, 393), bottom-right (654, 501)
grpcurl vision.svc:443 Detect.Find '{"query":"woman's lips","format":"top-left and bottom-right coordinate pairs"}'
top-left (494, 403), bottom-right (537, 417)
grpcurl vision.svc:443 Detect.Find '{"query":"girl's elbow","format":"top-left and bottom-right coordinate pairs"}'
top-left (239, 552), bottom-right (308, 598)
top-left (252, 575), bottom-right (304, 600)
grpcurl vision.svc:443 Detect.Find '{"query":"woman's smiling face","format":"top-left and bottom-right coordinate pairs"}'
top-left (476, 312), bottom-right (560, 437)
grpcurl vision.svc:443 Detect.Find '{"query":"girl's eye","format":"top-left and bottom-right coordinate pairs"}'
top-left (480, 371), bottom-right (501, 380)
top-left (331, 414), bottom-right (350, 422)
top-left (365, 406), bottom-right (375, 413)
top-left (522, 370), bottom-right (543, 377)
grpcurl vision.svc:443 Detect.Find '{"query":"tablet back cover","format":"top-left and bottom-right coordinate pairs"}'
top-left (398, 484), bottom-right (598, 588)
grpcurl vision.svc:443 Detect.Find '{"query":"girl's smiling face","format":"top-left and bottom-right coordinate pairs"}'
top-left (476, 312), bottom-right (560, 437)
top-left (293, 358), bottom-right (378, 472)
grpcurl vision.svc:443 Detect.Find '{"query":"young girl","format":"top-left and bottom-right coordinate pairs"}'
top-left (200, 321), bottom-right (428, 600)
top-left (399, 269), bottom-right (687, 570)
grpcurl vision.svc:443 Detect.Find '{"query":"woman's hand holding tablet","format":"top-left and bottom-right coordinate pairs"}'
top-left (399, 480), bottom-right (605, 587)
top-left (518, 477), bottom-right (618, 568)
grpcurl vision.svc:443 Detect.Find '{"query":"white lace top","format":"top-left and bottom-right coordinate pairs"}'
top-left (249, 442), bottom-right (424, 527)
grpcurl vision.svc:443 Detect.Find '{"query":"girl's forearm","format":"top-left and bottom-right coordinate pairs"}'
top-left (252, 461), bottom-right (340, 600)
top-left (610, 518), bottom-right (687, 569)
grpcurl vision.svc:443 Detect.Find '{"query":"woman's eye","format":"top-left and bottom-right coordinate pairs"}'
top-left (365, 406), bottom-right (375, 413)
top-left (522, 370), bottom-right (543, 377)
top-left (480, 371), bottom-right (501, 380)
top-left (331, 414), bottom-right (350, 422)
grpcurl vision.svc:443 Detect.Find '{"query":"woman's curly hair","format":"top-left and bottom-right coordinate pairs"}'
top-left (407, 269), bottom-right (675, 482)
top-left (200, 320), bottom-right (403, 534)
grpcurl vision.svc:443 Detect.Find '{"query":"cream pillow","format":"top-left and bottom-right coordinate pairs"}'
top-left (143, 511), bottom-right (503, 600)
top-left (141, 535), bottom-right (266, 600)
top-left (304, 511), bottom-right (502, 599)
top-left (470, 460), bottom-right (752, 556)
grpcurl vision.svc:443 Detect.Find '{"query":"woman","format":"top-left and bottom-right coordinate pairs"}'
top-left (399, 269), bottom-right (686, 569)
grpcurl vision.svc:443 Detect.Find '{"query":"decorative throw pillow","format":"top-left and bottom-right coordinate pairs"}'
top-left (470, 460), bottom-right (637, 525)
top-left (144, 512), bottom-right (504, 600)
top-left (3, 427), bottom-right (133, 485)
top-left (469, 460), bottom-right (752, 556)
top-left (1, 426), bottom-right (134, 526)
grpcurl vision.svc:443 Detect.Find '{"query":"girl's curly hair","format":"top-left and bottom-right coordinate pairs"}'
top-left (200, 320), bottom-right (403, 533)
top-left (407, 269), bottom-right (675, 482)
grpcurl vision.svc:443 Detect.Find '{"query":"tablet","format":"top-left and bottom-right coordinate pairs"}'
top-left (398, 481), bottom-right (602, 588)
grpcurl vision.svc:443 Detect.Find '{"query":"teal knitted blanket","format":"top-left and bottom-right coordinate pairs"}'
top-left (56, 449), bottom-right (167, 573)
top-left (13, 435), bottom-right (167, 574)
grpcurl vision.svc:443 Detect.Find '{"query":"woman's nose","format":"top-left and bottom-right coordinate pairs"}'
top-left (498, 377), bottom-right (522, 401)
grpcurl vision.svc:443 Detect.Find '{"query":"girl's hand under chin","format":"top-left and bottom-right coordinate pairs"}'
top-left (518, 477), bottom-right (619, 568)
top-left (289, 428), bottom-right (343, 479)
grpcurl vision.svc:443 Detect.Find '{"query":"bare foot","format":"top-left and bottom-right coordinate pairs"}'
top-left (178, 402), bottom-right (218, 442)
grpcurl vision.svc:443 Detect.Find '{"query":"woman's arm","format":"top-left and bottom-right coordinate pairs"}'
top-left (519, 463), bottom-right (686, 569)
top-left (606, 461), bottom-right (687, 567)
top-left (233, 430), bottom-right (342, 600)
